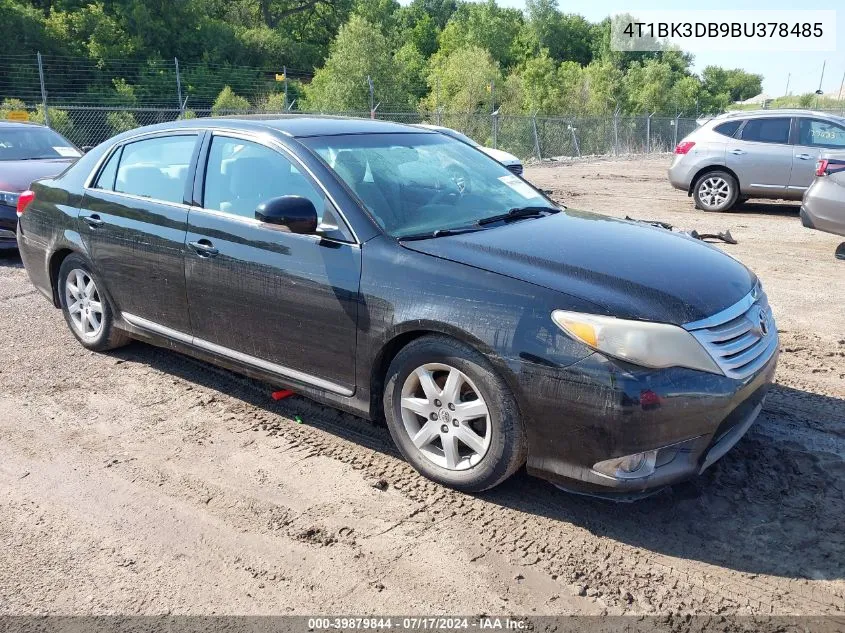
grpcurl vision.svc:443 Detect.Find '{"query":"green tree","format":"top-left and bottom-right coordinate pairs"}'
top-left (424, 45), bottom-right (501, 113)
top-left (437, 1), bottom-right (524, 68)
top-left (303, 15), bottom-right (415, 111)
top-left (211, 86), bottom-right (251, 114)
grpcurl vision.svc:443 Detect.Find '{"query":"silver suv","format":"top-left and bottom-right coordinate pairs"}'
top-left (668, 109), bottom-right (845, 211)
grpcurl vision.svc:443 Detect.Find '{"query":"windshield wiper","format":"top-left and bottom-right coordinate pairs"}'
top-left (397, 226), bottom-right (486, 242)
top-left (476, 206), bottom-right (559, 226)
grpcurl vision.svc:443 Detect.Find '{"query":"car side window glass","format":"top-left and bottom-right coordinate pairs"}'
top-left (739, 118), bottom-right (790, 144)
top-left (203, 136), bottom-right (324, 220)
top-left (93, 148), bottom-right (121, 190)
top-left (714, 121), bottom-right (742, 138)
top-left (798, 119), bottom-right (845, 148)
top-left (115, 135), bottom-right (197, 204)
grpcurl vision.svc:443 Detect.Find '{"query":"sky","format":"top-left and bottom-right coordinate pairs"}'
top-left (401, 0), bottom-right (844, 98)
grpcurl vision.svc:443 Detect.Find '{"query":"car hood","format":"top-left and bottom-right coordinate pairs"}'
top-left (480, 146), bottom-right (520, 166)
top-left (0, 158), bottom-right (76, 192)
top-left (400, 209), bottom-right (756, 325)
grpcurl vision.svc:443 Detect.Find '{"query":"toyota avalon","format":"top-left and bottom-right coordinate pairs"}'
top-left (16, 117), bottom-right (779, 496)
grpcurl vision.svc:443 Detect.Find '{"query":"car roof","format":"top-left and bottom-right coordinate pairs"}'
top-left (123, 115), bottom-right (435, 139)
top-left (716, 109), bottom-right (842, 120)
top-left (0, 120), bottom-right (48, 129)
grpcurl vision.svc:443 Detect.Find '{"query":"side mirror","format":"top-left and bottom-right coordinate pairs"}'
top-left (255, 196), bottom-right (318, 234)
top-left (81, 146), bottom-right (94, 154)
top-left (836, 242), bottom-right (845, 261)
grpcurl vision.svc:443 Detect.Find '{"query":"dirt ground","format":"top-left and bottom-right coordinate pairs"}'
top-left (1, 155), bottom-right (843, 618)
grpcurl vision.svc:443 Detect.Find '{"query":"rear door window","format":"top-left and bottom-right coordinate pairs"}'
top-left (93, 148), bottom-right (121, 190)
top-left (739, 118), bottom-right (791, 144)
top-left (797, 118), bottom-right (845, 148)
top-left (115, 135), bottom-right (197, 204)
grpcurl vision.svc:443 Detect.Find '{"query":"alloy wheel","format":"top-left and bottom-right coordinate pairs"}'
top-left (698, 176), bottom-right (731, 209)
top-left (399, 363), bottom-right (491, 470)
top-left (65, 268), bottom-right (104, 339)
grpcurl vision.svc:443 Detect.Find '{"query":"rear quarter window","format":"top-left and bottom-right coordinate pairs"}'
top-left (714, 121), bottom-right (742, 138)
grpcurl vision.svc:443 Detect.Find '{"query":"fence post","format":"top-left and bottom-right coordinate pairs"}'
top-left (283, 65), bottom-right (288, 110)
top-left (646, 111), bottom-right (655, 153)
top-left (570, 122), bottom-right (581, 158)
top-left (435, 76), bottom-right (441, 124)
top-left (174, 58), bottom-right (184, 117)
top-left (37, 52), bottom-right (49, 128)
top-left (673, 112), bottom-right (681, 147)
top-left (531, 112), bottom-right (541, 161)
top-left (613, 107), bottom-right (620, 156)
top-left (367, 75), bottom-right (375, 119)
top-left (490, 79), bottom-right (497, 149)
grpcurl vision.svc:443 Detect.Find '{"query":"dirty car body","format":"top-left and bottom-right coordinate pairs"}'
top-left (17, 116), bottom-right (779, 496)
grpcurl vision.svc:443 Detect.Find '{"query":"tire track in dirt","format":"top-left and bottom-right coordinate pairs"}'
top-left (159, 354), bottom-right (844, 617)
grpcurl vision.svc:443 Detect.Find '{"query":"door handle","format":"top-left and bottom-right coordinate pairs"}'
top-left (729, 149), bottom-right (746, 155)
top-left (796, 153), bottom-right (812, 160)
top-left (81, 214), bottom-right (104, 228)
top-left (188, 239), bottom-right (219, 257)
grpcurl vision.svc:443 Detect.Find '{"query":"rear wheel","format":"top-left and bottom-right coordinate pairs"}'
top-left (693, 170), bottom-right (739, 212)
top-left (383, 336), bottom-right (527, 492)
top-left (58, 254), bottom-right (130, 352)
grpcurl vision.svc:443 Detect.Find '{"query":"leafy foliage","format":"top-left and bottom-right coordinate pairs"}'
top-left (1, 0), bottom-right (766, 119)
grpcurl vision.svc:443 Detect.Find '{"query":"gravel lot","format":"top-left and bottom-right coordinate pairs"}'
top-left (1, 155), bottom-right (843, 618)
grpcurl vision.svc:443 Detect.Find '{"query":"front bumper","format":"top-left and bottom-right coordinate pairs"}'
top-left (518, 347), bottom-right (778, 495)
top-left (0, 205), bottom-right (18, 250)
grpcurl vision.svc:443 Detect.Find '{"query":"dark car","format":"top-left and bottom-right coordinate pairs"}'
top-left (0, 121), bottom-right (81, 249)
top-left (16, 117), bottom-right (779, 496)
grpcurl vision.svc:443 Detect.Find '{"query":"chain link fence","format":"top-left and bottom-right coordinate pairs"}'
top-left (5, 103), bottom-right (701, 162)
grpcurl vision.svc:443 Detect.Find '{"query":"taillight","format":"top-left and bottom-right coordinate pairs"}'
top-left (674, 141), bottom-right (695, 155)
top-left (815, 159), bottom-right (829, 177)
top-left (16, 190), bottom-right (34, 217)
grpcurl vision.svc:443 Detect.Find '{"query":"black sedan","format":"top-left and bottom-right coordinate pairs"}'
top-left (0, 121), bottom-right (81, 250)
top-left (16, 117), bottom-right (779, 496)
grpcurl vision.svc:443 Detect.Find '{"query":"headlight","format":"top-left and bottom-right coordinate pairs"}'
top-left (551, 309), bottom-right (722, 375)
top-left (0, 191), bottom-right (20, 208)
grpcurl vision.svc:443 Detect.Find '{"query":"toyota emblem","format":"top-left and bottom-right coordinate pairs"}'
top-left (758, 309), bottom-right (769, 336)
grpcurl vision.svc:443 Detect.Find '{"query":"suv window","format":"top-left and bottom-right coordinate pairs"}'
top-left (714, 120), bottom-right (742, 138)
top-left (203, 136), bottom-right (324, 219)
top-left (115, 135), bottom-right (197, 204)
top-left (739, 118), bottom-right (790, 144)
top-left (797, 118), bottom-right (845, 148)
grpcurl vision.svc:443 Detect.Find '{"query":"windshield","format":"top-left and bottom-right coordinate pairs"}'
top-left (438, 128), bottom-right (479, 147)
top-left (0, 127), bottom-right (81, 161)
top-left (302, 133), bottom-right (552, 237)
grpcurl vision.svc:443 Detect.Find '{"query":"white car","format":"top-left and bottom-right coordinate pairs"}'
top-left (415, 124), bottom-right (523, 176)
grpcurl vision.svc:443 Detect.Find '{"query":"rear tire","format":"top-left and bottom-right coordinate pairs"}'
top-left (58, 254), bottom-right (130, 352)
top-left (383, 335), bottom-right (527, 492)
top-left (693, 170), bottom-right (739, 212)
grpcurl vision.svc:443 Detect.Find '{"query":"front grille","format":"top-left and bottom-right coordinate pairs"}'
top-left (684, 284), bottom-right (778, 380)
top-left (506, 163), bottom-right (524, 177)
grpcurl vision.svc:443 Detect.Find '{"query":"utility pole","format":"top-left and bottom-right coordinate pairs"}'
top-left (37, 52), bottom-right (49, 128)
top-left (839, 69), bottom-right (845, 101)
top-left (174, 58), bottom-right (184, 117)
top-left (784, 73), bottom-right (791, 97)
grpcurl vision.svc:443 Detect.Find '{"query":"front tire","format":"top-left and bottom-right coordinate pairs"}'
top-left (693, 170), bottom-right (739, 212)
top-left (58, 254), bottom-right (130, 352)
top-left (383, 336), bottom-right (527, 492)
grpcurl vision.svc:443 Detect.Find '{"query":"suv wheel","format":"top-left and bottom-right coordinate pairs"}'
top-left (58, 254), bottom-right (130, 352)
top-left (383, 336), bottom-right (527, 492)
top-left (693, 171), bottom-right (739, 212)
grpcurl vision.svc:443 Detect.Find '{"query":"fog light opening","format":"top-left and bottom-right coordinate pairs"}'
top-left (593, 450), bottom-right (658, 480)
